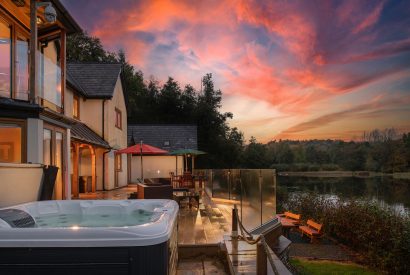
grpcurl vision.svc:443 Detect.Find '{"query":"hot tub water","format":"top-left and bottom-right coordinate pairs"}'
top-left (33, 209), bottom-right (161, 228)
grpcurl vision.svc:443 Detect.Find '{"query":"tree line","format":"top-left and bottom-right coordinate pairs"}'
top-left (67, 32), bottom-right (410, 172)
top-left (244, 130), bottom-right (410, 172)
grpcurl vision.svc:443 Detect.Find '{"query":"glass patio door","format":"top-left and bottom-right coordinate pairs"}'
top-left (43, 125), bottom-right (65, 200)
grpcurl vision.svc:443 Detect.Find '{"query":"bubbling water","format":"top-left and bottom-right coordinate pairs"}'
top-left (33, 209), bottom-right (161, 228)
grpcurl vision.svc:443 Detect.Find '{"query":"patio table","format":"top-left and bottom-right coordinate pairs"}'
top-left (276, 215), bottom-right (300, 238)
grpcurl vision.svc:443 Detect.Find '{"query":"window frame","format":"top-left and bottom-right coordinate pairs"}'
top-left (73, 94), bottom-right (80, 119)
top-left (0, 118), bottom-right (27, 163)
top-left (115, 153), bottom-right (122, 172)
top-left (115, 108), bottom-right (122, 130)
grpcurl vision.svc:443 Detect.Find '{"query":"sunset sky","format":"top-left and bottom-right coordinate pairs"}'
top-left (62, 0), bottom-right (410, 142)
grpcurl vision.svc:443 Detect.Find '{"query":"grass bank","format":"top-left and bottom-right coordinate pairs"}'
top-left (290, 258), bottom-right (377, 275)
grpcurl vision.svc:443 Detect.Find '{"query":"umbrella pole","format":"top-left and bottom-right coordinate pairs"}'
top-left (175, 156), bottom-right (178, 175)
top-left (192, 156), bottom-right (195, 173)
top-left (184, 154), bottom-right (188, 172)
top-left (140, 141), bottom-right (143, 181)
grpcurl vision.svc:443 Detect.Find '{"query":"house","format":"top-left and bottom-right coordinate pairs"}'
top-left (66, 62), bottom-right (128, 197)
top-left (0, 1), bottom-right (127, 206)
top-left (0, 0), bottom-right (81, 204)
top-left (127, 124), bottom-right (197, 181)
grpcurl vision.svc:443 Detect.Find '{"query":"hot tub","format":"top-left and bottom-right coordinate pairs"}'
top-left (0, 199), bottom-right (179, 275)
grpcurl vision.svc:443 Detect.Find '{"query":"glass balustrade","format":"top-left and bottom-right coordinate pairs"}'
top-left (36, 49), bottom-right (62, 112)
top-left (200, 169), bottom-right (277, 230)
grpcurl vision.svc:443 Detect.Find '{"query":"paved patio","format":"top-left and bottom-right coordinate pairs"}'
top-left (177, 256), bottom-right (228, 275)
top-left (77, 185), bottom-right (138, 200)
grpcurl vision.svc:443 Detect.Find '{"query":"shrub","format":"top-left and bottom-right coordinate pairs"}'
top-left (280, 193), bottom-right (410, 274)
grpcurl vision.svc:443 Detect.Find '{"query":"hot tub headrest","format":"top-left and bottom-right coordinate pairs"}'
top-left (0, 209), bottom-right (36, 228)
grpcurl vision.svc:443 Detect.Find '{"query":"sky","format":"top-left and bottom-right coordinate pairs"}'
top-left (62, 0), bottom-right (410, 142)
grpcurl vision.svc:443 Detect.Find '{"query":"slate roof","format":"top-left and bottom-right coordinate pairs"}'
top-left (71, 122), bottom-right (110, 148)
top-left (66, 70), bottom-right (86, 97)
top-left (0, 97), bottom-right (42, 119)
top-left (67, 63), bottom-right (122, 99)
top-left (127, 125), bottom-right (198, 151)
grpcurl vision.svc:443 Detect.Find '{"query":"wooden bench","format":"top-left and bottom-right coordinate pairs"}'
top-left (299, 219), bottom-right (323, 243)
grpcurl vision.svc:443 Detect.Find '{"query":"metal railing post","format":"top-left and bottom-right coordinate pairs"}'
top-left (210, 170), bottom-right (214, 198)
top-left (240, 170), bottom-right (243, 222)
top-left (259, 169), bottom-right (263, 226)
top-left (232, 204), bottom-right (238, 238)
top-left (228, 170), bottom-right (231, 200)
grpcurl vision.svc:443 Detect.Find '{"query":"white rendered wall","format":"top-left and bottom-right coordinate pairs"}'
top-left (0, 163), bottom-right (43, 207)
top-left (130, 155), bottom-right (183, 182)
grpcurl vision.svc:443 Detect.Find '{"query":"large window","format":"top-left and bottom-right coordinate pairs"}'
top-left (0, 13), bottom-right (30, 101)
top-left (115, 108), bottom-right (122, 129)
top-left (0, 18), bottom-right (11, 98)
top-left (0, 122), bottom-right (23, 163)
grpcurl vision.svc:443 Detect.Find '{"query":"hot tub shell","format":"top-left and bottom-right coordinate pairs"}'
top-left (0, 199), bottom-right (178, 275)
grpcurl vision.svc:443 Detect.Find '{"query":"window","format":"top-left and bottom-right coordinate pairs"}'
top-left (0, 121), bottom-right (24, 163)
top-left (73, 95), bottom-right (80, 119)
top-left (115, 108), bottom-right (122, 129)
top-left (115, 153), bottom-right (122, 171)
top-left (0, 18), bottom-right (11, 98)
top-left (0, 12), bottom-right (30, 101)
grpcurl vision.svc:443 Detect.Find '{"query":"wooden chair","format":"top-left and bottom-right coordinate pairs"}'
top-left (299, 219), bottom-right (323, 243)
top-left (180, 172), bottom-right (194, 189)
top-left (169, 172), bottom-right (182, 189)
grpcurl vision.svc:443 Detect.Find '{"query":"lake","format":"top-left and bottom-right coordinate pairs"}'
top-left (276, 175), bottom-right (410, 214)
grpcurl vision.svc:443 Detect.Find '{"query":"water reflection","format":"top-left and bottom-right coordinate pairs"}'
top-left (277, 176), bottom-right (410, 213)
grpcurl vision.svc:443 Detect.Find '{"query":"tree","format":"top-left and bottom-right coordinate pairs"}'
top-left (242, 137), bottom-right (270, 168)
top-left (67, 31), bottom-right (117, 62)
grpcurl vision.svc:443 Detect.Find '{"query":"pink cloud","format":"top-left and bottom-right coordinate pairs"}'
top-left (64, 0), bottom-right (410, 140)
top-left (353, 1), bottom-right (385, 34)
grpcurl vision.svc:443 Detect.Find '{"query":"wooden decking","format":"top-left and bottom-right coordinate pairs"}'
top-left (178, 190), bottom-right (233, 244)
top-left (224, 235), bottom-right (292, 275)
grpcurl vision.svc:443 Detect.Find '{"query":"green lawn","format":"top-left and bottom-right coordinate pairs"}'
top-left (290, 258), bottom-right (378, 275)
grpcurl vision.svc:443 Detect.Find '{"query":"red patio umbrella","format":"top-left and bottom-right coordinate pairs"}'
top-left (116, 141), bottom-right (168, 180)
top-left (116, 143), bottom-right (168, 155)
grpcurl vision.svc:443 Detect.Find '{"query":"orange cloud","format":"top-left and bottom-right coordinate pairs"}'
top-left (63, 0), bottom-right (410, 141)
